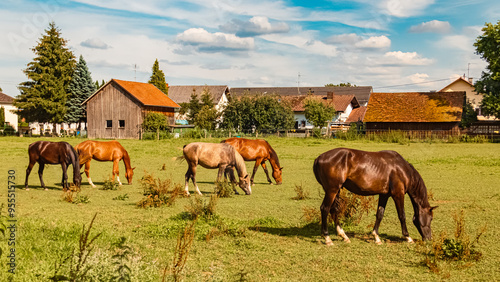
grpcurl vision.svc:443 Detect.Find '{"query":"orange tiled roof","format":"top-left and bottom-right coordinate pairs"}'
top-left (364, 92), bottom-right (464, 122)
top-left (112, 79), bottom-right (180, 108)
top-left (346, 106), bottom-right (367, 123)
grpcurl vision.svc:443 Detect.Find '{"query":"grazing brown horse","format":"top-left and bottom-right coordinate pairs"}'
top-left (75, 140), bottom-right (135, 187)
top-left (221, 137), bottom-right (283, 185)
top-left (182, 142), bottom-right (251, 195)
top-left (313, 148), bottom-right (436, 246)
top-left (25, 141), bottom-right (82, 190)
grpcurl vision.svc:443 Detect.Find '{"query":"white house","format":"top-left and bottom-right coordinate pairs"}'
top-left (0, 92), bottom-right (18, 132)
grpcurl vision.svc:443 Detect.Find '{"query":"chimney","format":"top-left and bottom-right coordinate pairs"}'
top-left (468, 77), bottom-right (473, 84)
top-left (327, 92), bottom-right (333, 100)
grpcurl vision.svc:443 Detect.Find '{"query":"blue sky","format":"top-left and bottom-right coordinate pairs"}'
top-left (1, 0), bottom-right (499, 97)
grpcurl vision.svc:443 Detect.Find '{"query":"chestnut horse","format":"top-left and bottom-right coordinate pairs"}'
top-left (75, 140), bottom-right (135, 187)
top-left (313, 148), bottom-right (436, 246)
top-left (221, 137), bottom-right (282, 185)
top-left (25, 141), bottom-right (82, 190)
top-left (182, 142), bottom-right (251, 195)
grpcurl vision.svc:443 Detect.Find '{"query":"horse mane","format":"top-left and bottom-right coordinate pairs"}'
top-left (232, 148), bottom-right (248, 178)
top-left (67, 143), bottom-right (81, 173)
top-left (265, 141), bottom-right (281, 168)
top-left (407, 163), bottom-right (430, 209)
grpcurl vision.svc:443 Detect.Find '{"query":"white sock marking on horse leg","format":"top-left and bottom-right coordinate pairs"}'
top-left (195, 185), bottom-right (202, 195)
top-left (406, 236), bottom-right (414, 243)
top-left (117, 176), bottom-right (122, 186)
top-left (337, 226), bottom-right (351, 243)
top-left (88, 177), bottom-right (96, 188)
top-left (324, 235), bottom-right (334, 246)
top-left (372, 230), bottom-right (382, 245)
top-left (184, 183), bottom-right (190, 196)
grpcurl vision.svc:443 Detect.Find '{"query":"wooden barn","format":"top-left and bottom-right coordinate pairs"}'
top-left (364, 91), bottom-right (465, 137)
top-left (83, 79), bottom-right (180, 139)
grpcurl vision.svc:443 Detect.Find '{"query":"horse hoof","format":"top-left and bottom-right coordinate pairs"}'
top-left (375, 240), bottom-right (383, 245)
top-left (44, 188), bottom-right (49, 191)
top-left (325, 241), bottom-right (334, 246)
top-left (25, 188), bottom-right (30, 191)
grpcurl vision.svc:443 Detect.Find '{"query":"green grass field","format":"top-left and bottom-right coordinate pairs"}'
top-left (0, 136), bottom-right (499, 281)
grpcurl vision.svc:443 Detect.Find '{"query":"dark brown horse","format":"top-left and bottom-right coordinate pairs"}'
top-left (25, 141), bottom-right (82, 190)
top-left (75, 140), bottom-right (135, 187)
top-left (182, 142), bottom-right (251, 195)
top-left (313, 148), bottom-right (436, 246)
top-left (221, 137), bottom-right (282, 185)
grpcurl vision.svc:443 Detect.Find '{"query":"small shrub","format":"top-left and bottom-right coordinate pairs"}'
top-left (420, 210), bottom-right (486, 272)
top-left (205, 219), bottom-right (246, 242)
top-left (113, 194), bottom-right (129, 201)
top-left (74, 195), bottom-right (91, 204)
top-left (292, 183), bottom-right (309, 200)
top-left (62, 185), bottom-right (89, 204)
top-left (110, 237), bottom-right (133, 282)
top-left (101, 177), bottom-right (118, 191)
top-left (301, 206), bottom-right (322, 224)
top-left (137, 172), bottom-right (183, 208)
top-left (334, 189), bottom-right (376, 226)
top-left (214, 180), bottom-right (234, 198)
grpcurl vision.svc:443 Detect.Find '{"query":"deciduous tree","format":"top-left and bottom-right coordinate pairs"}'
top-left (304, 98), bottom-right (336, 128)
top-left (474, 20), bottom-right (500, 118)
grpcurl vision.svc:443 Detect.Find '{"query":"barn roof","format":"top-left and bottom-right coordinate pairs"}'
top-left (83, 79), bottom-right (180, 108)
top-left (364, 92), bottom-right (464, 123)
top-left (0, 92), bottom-right (14, 104)
top-left (229, 86), bottom-right (372, 105)
top-left (168, 85), bottom-right (229, 104)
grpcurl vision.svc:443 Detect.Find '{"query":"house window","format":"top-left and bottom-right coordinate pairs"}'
top-left (106, 120), bottom-right (112, 128)
top-left (119, 120), bottom-right (125, 128)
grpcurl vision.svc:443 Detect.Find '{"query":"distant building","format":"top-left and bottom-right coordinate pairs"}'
top-left (83, 79), bottom-right (180, 139)
top-left (0, 92), bottom-right (18, 132)
top-left (364, 91), bottom-right (465, 136)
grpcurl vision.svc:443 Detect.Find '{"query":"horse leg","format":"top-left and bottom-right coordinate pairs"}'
top-left (38, 164), bottom-right (46, 190)
top-left (393, 191), bottom-right (413, 243)
top-left (61, 163), bottom-right (68, 191)
top-left (84, 161), bottom-right (96, 188)
top-left (113, 159), bottom-right (122, 185)
top-left (321, 187), bottom-right (340, 246)
top-left (25, 160), bottom-right (36, 190)
top-left (260, 162), bottom-right (273, 185)
top-left (184, 167), bottom-right (193, 196)
top-left (225, 167), bottom-right (239, 195)
top-left (217, 165), bottom-right (227, 182)
top-left (371, 194), bottom-right (390, 245)
top-left (331, 195), bottom-right (350, 243)
top-left (191, 165), bottom-right (202, 195)
top-left (250, 159), bottom-right (262, 186)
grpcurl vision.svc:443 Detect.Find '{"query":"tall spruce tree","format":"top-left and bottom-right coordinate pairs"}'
top-left (148, 59), bottom-right (168, 95)
top-left (14, 22), bottom-right (75, 124)
top-left (66, 55), bottom-right (96, 124)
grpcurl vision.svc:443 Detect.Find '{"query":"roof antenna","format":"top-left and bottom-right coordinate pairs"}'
top-left (134, 64), bottom-right (137, 81)
top-left (297, 72), bottom-right (301, 95)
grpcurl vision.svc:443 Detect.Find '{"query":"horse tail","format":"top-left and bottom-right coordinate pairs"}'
top-left (313, 157), bottom-right (322, 185)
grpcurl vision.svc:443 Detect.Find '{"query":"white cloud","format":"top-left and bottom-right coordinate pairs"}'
top-left (176, 28), bottom-right (254, 53)
top-left (355, 35), bottom-right (391, 49)
top-left (409, 20), bottom-right (451, 33)
top-left (325, 34), bottom-right (391, 50)
top-left (220, 16), bottom-right (289, 37)
top-left (378, 0), bottom-right (435, 17)
top-left (382, 51), bottom-right (434, 66)
top-left (80, 38), bottom-right (110, 49)
top-left (408, 73), bottom-right (429, 83)
top-left (436, 35), bottom-right (472, 51)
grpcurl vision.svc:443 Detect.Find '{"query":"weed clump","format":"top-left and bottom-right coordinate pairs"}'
top-left (62, 185), bottom-right (90, 204)
top-left (420, 209), bottom-right (486, 273)
top-left (137, 172), bottom-right (183, 208)
top-left (101, 177), bottom-right (118, 191)
top-left (113, 194), bottom-right (129, 201)
top-left (184, 194), bottom-right (218, 220)
top-left (162, 221), bottom-right (196, 282)
top-left (214, 180), bottom-right (234, 198)
top-left (292, 183), bottom-right (309, 200)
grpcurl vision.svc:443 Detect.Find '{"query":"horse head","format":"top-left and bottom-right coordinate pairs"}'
top-left (272, 167), bottom-right (283, 185)
top-left (74, 171), bottom-right (82, 188)
top-left (125, 167), bottom-right (136, 185)
top-left (413, 206), bottom-right (437, 240)
top-left (238, 174), bottom-right (251, 195)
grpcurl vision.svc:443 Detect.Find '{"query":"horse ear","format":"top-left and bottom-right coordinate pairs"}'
top-left (132, 167), bottom-right (136, 170)
top-left (280, 167), bottom-right (284, 170)
top-left (80, 172), bottom-right (84, 175)
top-left (430, 206), bottom-right (438, 211)
top-left (244, 174), bottom-right (249, 179)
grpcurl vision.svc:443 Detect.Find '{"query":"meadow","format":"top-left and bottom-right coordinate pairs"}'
top-left (0, 136), bottom-right (499, 281)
